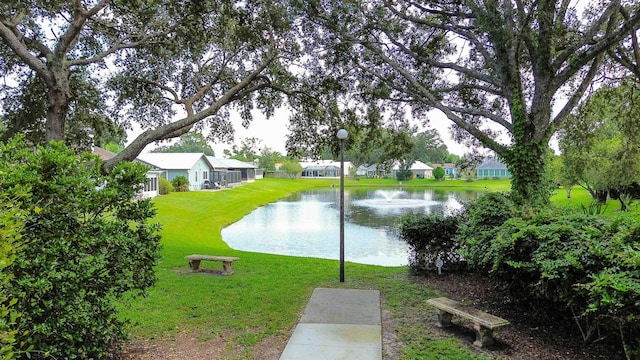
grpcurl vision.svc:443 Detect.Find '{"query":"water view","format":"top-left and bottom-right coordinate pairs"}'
top-left (221, 188), bottom-right (480, 266)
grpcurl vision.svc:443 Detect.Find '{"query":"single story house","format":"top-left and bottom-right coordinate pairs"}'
top-left (391, 160), bottom-right (433, 179)
top-left (136, 152), bottom-right (213, 191)
top-left (206, 156), bottom-right (258, 186)
top-left (299, 160), bottom-right (353, 178)
top-left (355, 164), bottom-right (387, 178)
top-left (476, 157), bottom-right (511, 178)
top-left (430, 163), bottom-right (459, 178)
top-left (93, 146), bottom-right (161, 198)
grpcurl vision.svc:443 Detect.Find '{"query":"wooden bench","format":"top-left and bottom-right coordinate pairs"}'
top-left (185, 255), bottom-right (240, 275)
top-left (426, 297), bottom-right (510, 348)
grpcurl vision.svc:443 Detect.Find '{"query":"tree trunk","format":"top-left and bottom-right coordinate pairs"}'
top-left (595, 190), bottom-right (608, 203)
top-left (504, 140), bottom-right (550, 205)
top-left (45, 65), bottom-right (71, 143)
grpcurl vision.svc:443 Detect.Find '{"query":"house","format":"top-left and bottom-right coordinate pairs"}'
top-left (476, 157), bottom-right (511, 178)
top-left (299, 160), bottom-right (352, 178)
top-left (356, 164), bottom-right (387, 178)
top-left (391, 160), bottom-right (433, 179)
top-left (430, 163), bottom-right (459, 178)
top-left (206, 157), bottom-right (258, 186)
top-left (136, 152), bottom-right (213, 190)
top-left (93, 146), bottom-right (161, 198)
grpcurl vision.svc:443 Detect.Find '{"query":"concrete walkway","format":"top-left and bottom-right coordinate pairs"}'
top-left (279, 288), bottom-right (382, 360)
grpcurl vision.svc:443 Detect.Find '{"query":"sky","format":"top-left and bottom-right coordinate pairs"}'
top-left (134, 106), bottom-right (479, 158)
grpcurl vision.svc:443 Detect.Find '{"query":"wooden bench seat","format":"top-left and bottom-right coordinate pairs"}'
top-left (426, 297), bottom-right (510, 347)
top-left (185, 254), bottom-right (240, 275)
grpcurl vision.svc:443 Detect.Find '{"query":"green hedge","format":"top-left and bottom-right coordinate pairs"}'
top-left (397, 213), bottom-right (463, 274)
top-left (0, 137), bottom-right (162, 359)
top-left (457, 192), bottom-right (640, 358)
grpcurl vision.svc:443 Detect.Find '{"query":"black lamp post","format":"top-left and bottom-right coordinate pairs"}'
top-left (336, 128), bottom-right (348, 282)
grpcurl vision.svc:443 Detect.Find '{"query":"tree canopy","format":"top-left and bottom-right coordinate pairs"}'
top-left (3, 1), bottom-right (640, 204)
top-left (559, 79), bottom-right (640, 209)
top-left (152, 132), bottom-right (216, 156)
top-left (292, 0), bottom-right (640, 204)
top-left (0, 1), bottom-right (305, 171)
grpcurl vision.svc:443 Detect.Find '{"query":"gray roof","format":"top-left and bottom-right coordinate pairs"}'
top-left (477, 158), bottom-right (508, 170)
top-left (92, 146), bottom-right (116, 160)
top-left (206, 156), bottom-right (257, 169)
top-left (136, 153), bottom-right (210, 170)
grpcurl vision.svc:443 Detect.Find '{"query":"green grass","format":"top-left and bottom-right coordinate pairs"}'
top-left (119, 177), bottom-right (639, 358)
top-left (118, 178), bottom-right (493, 359)
top-left (551, 186), bottom-right (640, 216)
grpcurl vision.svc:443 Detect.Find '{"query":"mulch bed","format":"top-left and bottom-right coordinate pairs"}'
top-left (414, 272), bottom-right (626, 360)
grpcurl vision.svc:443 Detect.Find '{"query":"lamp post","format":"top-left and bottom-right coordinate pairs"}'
top-left (336, 128), bottom-right (348, 282)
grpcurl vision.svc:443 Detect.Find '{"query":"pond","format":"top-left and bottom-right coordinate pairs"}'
top-left (221, 188), bottom-right (481, 266)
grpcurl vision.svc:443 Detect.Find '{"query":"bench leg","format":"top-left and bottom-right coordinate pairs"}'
top-left (189, 260), bottom-right (201, 271)
top-left (221, 261), bottom-right (234, 275)
top-left (473, 323), bottom-right (495, 347)
top-left (436, 310), bottom-right (453, 328)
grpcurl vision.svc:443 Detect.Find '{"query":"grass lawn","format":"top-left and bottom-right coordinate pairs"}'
top-left (118, 178), bottom-right (508, 359)
top-left (122, 177), bottom-right (639, 359)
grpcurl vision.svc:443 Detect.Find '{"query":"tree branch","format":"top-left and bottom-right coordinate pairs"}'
top-left (552, 55), bottom-right (603, 130)
top-left (552, 3), bottom-right (640, 90)
top-left (0, 21), bottom-right (50, 82)
top-left (55, 0), bottom-right (108, 58)
top-left (102, 51), bottom-right (277, 172)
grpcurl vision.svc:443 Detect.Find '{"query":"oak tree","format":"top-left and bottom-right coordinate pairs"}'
top-left (294, 0), bottom-right (640, 204)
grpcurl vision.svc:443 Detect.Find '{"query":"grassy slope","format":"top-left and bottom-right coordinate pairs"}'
top-left (119, 178), bottom-right (514, 359)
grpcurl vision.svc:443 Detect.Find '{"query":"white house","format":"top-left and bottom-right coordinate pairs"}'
top-left (356, 164), bottom-right (387, 178)
top-left (391, 160), bottom-right (433, 179)
top-left (136, 153), bottom-right (213, 190)
top-left (206, 157), bottom-right (258, 186)
top-left (299, 159), bottom-right (353, 178)
top-left (93, 146), bottom-right (160, 198)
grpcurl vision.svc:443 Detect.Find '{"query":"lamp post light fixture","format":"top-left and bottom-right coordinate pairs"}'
top-left (336, 128), bottom-right (348, 282)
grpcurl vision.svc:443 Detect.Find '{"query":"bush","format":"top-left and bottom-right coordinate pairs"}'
top-left (396, 169), bottom-right (413, 181)
top-left (280, 161), bottom-right (303, 179)
top-left (456, 192), bottom-right (519, 269)
top-left (0, 137), bottom-right (162, 359)
top-left (0, 195), bottom-right (25, 360)
top-left (171, 175), bottom-right (189, 191)
top-left (397, 213), bottom-right (463, 274)
top-left (460, 197), bottom-right (640, 357)
top-left (433, 167), bottom-right (445, 181)
top-left (159, 177), bottom-right (173, 195)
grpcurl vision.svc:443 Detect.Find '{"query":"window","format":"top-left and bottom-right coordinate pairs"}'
top-left (203, 171), bottom-right (208, 180)
top-left (195, 171), bottom-right (198, 182)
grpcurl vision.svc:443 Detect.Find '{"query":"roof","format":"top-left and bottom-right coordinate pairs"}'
top-left (136, 153), bottom-right (210, 170)
top-left (304, 165), bottom-right (339, 171)
top-left (92, 146), bottom-right (116, 160)
top-left (300, 159), bottom-right (353, 170)
top-left (392, 160), bottom-right (433, 170)
top-left (299, 159), bottom-right (341, 168)
top-left (477, 158), bottom-right (508, 170)
top-left (412, 160), bottom-right (433, 170)
top-left (206, 157), bottom-right (257, 169)
top-left (431, 163), bottom-right (456, 169)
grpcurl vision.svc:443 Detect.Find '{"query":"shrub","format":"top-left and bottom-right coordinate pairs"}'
top-left (0, 137), bottom-right (162, 359)
top-left (456, 192), bottom-right (519, 269)
top-left (396, 169), bottom-right (413, 181)
top-left (397, 213), bottom-right (463, 274)
top-left (159, 177), bottom-right (173, 195)
top-left (466, 206), bottom-right (640, 358)
top-left (280, 161), bottom-right (303, 179)
top-left (0, 195), bottom-right (25, 360)
top-left (433, 167), bottom-right (445, 181)
top-left (171, 175), bottom-right (189, 191)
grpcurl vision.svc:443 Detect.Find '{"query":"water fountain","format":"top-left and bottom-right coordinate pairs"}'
top-left (351, 189), bottom-right (440, 208)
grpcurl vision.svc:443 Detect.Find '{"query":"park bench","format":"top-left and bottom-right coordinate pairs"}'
top-left (426, 297), bottom-right (510, 348)
top-left (185, 254), bottom-right (240, 275)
